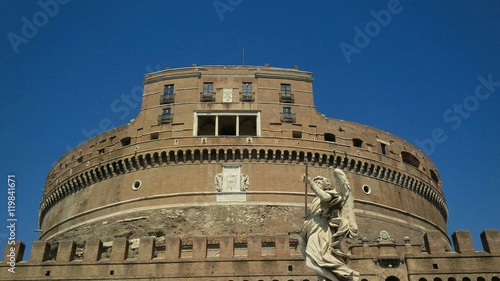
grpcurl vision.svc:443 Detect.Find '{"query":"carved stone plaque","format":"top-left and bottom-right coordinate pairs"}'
top-left (223, 166), bottom-right (239, 191)
top-left (222, 88), bottom-right (233, 103)
top-left (216, 164), bottom-right (248, 202)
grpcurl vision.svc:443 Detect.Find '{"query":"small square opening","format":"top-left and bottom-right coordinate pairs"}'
top-left (292, 130), bottom-right (302, 139)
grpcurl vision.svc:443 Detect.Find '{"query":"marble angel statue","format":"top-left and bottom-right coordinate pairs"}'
top-left (300, 168), bottom-right (360, 281)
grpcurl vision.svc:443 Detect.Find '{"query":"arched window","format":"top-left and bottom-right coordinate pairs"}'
top-left (353, 138), bottom-right (363, 148)
top-left (120, 137), bottom-right (131, 146)
top-left (430, 169), bottom-right (440, 183)
top-left (324, 133), bottom-right (336, 142)
top-left (177, 150), bottom-right (184, 163)
top-left (386, 276), bottom-right (400, 281)
top-left (401, 151), bottom-right (421, 169)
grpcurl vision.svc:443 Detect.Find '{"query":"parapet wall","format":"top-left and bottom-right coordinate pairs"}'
top-left (349, 229), bottom-right (500, 281)
top-left (5, 233), bottom-right (301, 263)
top-left (1, 233), bottom-right (314, 281)
top-left (1, 230), bottom-right (499, 280)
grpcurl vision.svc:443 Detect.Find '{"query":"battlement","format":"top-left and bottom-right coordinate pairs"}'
top-left (346, 230), bottom-right (500, 280)
top-left (349, 229), bottom-right (500, 258)
top-left (1, 234), bottom-right (317, 281)
top-left (2, 233), bottom-right (302, 264)
top-left (424, 229), bottom-right (500, 255)
top-left (1, 230), bottom-right (499, 280)
top-left (4, 230), bottom-right (500, 265)
top-left (3, 229), bottom-right (500, 264)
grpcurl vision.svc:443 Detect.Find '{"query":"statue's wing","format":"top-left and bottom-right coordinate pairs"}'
top-left (333, 169), bottom-right (358, 238)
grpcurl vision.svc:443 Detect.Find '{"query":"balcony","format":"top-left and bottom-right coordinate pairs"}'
top-left (158, 113), bottom-right (173, 124)
top-left (160, 94), bottom-right (175, 104)
top-left (200, 92), bottom-right (215, 102)
top-left (279, 93), bottom-right (294, 103)
top-left (280, 112), bottom-right (296, 123)
top-left (240, 92), bottom-right (255, 102)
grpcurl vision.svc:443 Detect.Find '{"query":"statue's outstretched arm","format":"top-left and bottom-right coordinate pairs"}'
top-left (301, 174), bottom-right (332, 202)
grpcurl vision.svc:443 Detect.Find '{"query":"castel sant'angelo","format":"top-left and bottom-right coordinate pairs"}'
top-left (1, 65), bottom-right (499, 280)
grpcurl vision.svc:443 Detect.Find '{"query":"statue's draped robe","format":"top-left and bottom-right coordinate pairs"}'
top-left (300, 190), bottom-right (356, 281)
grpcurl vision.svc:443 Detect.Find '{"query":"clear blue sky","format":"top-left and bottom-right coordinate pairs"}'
top-left (1, 0), bottom-right (499, 255)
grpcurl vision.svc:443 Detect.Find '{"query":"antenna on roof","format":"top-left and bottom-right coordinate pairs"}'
top-left (242, 48), bottom-right (245, 65)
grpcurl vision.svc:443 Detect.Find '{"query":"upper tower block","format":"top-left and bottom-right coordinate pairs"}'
top-left (39, 65), bottom-right (447, 247)
top-left (138, 65), bottom-right (314, 137)
top-left (142, 65), bottom-right (313, 107)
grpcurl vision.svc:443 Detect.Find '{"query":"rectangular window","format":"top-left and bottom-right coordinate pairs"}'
top-left (281, 107), bottom-right (295, 123)
top-left (241, 82), bottom-right (254, 102)
top-left (162, 107), bottom-right (172, 115)
top-left (201, 82), bottom-right (215, 101)
top-left (164, 84), bottom-right (174, 97)
top-left (242, 82), bottom-right (252, 95)
top-left (198, 116), bottom-right (216, 135)
top-left (381, 143), bottom-right (387, 155)
top-left (158, 107), bottom-right (173, 124)
top-left (203, 82), bottom-right (213, 95)
top-left (218, 116), bottom-right (237, 136)
top-left (280, 84), bottom-right (294, 102)
top-left (281, 84), bottom-right (291, 96)
top-left (196, 112), bottom-right (259, 136)
top-left (161, 84), bottom-right (175, 104)
top-left (238, 116), bottom-right (257, 136)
